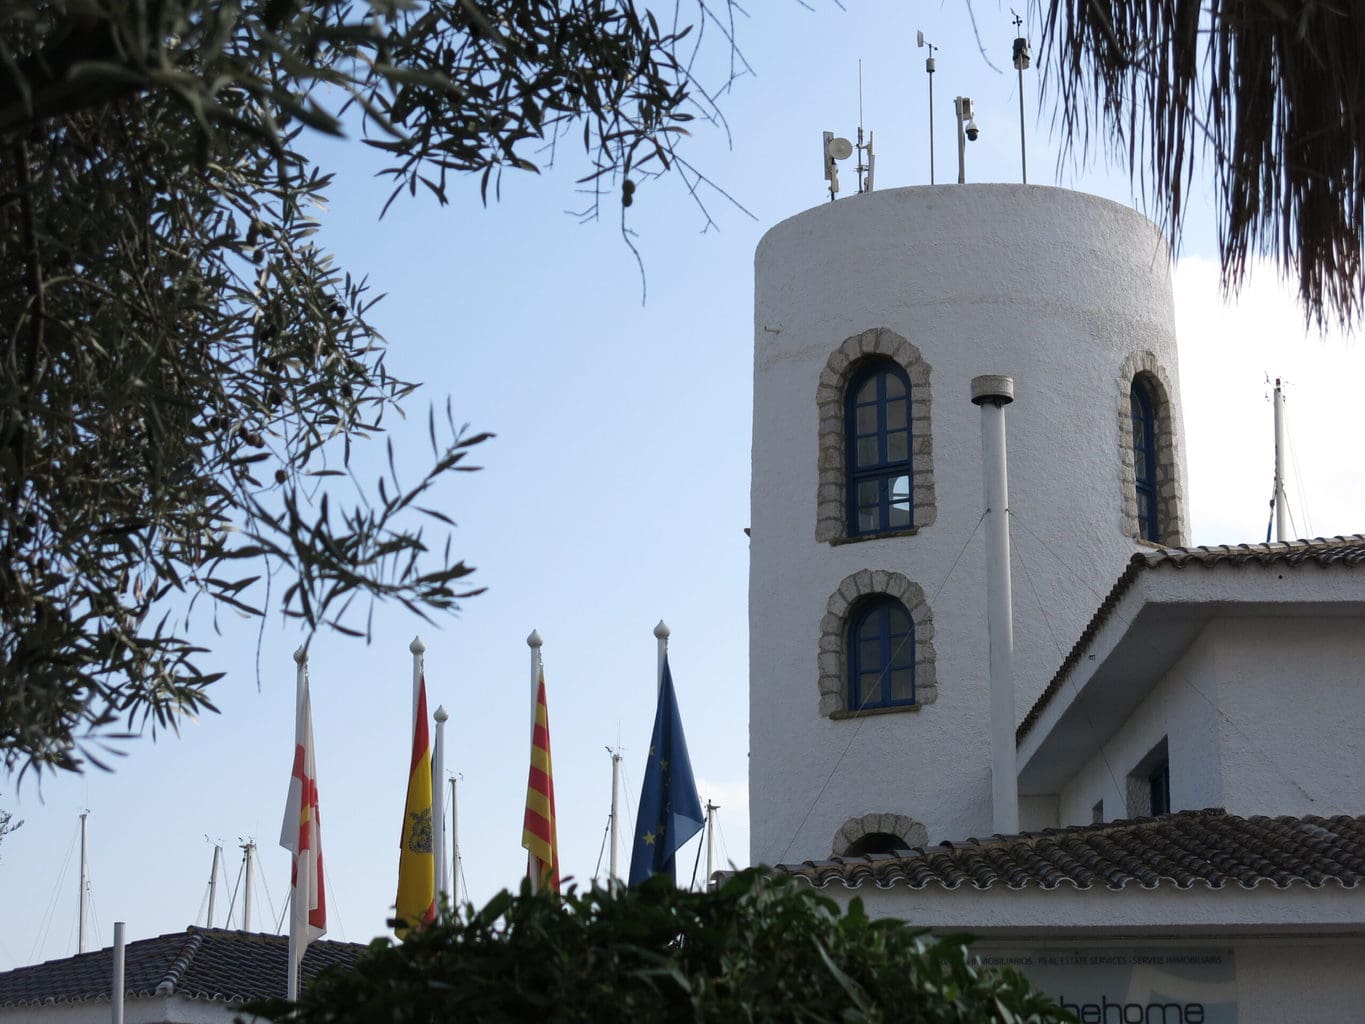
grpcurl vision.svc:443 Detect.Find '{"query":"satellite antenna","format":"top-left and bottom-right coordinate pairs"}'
top-left (1011, 9), bottom-right (1031, 184)
top-left (917, 30), bottom-right (938, 184)
top-left (822, 130), bottom-right (853, 201)
top-left (855, 60), bottom-right (876, 194)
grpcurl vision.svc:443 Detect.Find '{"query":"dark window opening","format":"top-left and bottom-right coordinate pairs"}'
top-left (1149, 759), bottom-right (1171, 816)
top-left (1126, 737), bottom-right (1171, 818)
top-left (845, 832), bottom-right (912, 857)
top-left (847, 596), bottom-right (916, 711)
top-left (846, 361), bottom-right (913, 536)
top-left (1130, 377), bottom-right (1160, 542)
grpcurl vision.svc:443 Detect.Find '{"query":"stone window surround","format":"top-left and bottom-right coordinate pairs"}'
top-left (833, 812), bottom-right (929, 857)
top-left (816, 327), bottom-right (936, 543)
top-left (1117, 351), bottom-right (1186, 547)
top-left (819, 569), bottom-right (937, 718)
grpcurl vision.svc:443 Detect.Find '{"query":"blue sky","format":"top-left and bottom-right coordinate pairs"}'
top-left (3, 3), bottom-right (1364, 968)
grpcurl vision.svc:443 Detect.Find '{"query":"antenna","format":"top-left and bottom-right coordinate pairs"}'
top-left (1011, 9), bottom-right (1031, 184)
top-left (855, 61), bottom-right (875, 194)
top-left (822, 130), bottom-right (853, 201)
top-left (917, 31), bottom-right (938, 185)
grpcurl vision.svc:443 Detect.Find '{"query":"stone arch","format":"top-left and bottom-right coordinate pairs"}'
top-left (815, 327), bottom-right (935, 543)
top-left (1117, 351), bottom-right (1186, 547)
top-left (818, 569), bottom-right (936, 717)
top-left (833, 813), bottom-right (929, 857)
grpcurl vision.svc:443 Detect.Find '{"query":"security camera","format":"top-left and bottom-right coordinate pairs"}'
top-left (965, 118), bottom-right (980, 142)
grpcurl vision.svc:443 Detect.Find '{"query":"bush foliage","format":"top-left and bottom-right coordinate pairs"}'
top-left (253, 871), bottom-right (1069, 1023)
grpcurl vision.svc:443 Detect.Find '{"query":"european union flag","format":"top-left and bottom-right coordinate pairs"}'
top-left (629, 656), bottom-right (704, 886)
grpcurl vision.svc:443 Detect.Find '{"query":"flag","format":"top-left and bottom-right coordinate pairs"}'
top-left (629, 656), bottom-right (704, 885)
top-left (280, 664), bottom-right (326, 957)
top-left (521, 671), bottom-right (560, 893)
top-left (395, 676), bottom-right (435, 937)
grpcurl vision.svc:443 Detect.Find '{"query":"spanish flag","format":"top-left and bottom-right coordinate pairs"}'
top-left (395, 676), bottom-right (435, 937)
top-left (521, 671), bottom-right (559, 893)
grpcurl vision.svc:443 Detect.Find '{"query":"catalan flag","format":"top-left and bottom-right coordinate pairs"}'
top-left (395, 675), bottom-right (435, 937)
top-left (521, 671), bottom-right (559, 893)
top-left (629, 656), bottom-right (703, 885)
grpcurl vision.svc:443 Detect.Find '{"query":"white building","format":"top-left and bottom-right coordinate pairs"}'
top-left (749, 184), bottom-right (1365, 1022)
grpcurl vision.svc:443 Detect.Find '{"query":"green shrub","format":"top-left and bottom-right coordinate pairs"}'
top-left (252, 871), bottom-right (1069, 1023)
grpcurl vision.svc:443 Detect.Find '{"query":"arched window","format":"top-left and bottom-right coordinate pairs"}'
top-left (846, 360), bottom-right (913, 536)
top-left (847, 595), bottom-right (915, 711)
top-left (1130, 377), bottom-right (1159, 542)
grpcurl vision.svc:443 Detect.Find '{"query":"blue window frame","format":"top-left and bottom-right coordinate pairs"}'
top-left (847, 596), bottom-right (915, 710)
top-left (846, 361), bottom-right (913, 536)
top-left (1130, 377), bottom-right (1159, 542)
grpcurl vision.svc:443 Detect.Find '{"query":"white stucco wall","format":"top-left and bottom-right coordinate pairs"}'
top-left (1058, 626), bottom-right (1224, 826)
top-left (749, 185), bottom-right (1185, 863)
top-left (823, 881), bottom-right (1365, 1023)
top-left (0, 995), bottom-right (249, 1023)
top-left (1047, 605), bottom-right (1365, 826)
top-left (1211, 616), bottom-right (1365, 818)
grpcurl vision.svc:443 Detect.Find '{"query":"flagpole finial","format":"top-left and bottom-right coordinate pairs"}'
top-left (527, 629), bottom-right (543, 649)
top-left (434, 705), bottom-right (449, 723)
top-left (653, 620), bottom-right (670, 640)
top-left (409, 635), bottom-right (426, 655)
top-left (293, 645), bottom-right (308, 665)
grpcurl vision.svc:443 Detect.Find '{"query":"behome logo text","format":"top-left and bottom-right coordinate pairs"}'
top-left (1057, 996), bottom-right (1206, 1023)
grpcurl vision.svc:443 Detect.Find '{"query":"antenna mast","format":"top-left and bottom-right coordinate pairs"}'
top-left (918, 32), bottom-right (938, 184)
top-left (1272, 378), bottom-right (1288, 542)
top-left (855, 61), bottom-right (875, 194)
top-left (1012, 10), bottom-right (1031, 184)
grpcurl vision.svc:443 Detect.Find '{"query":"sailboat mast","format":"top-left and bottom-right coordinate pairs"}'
top-left (608, 747), bottom-right (622, 886)
top-left (242, 841), bottom-right (255, 931)
top-left (704, 801), bottom-right (718, 887)
top-left (449, 775), bottom-right (461, 908)
top-left (206, 843), bottom-right (222, 927)
top-left (77, 812), bottom-right (88, 953)
top-left (1273, 378), bottom-right (1288, 542)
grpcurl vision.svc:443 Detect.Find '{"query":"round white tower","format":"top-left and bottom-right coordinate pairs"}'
top-left (748, 184), bottom-right (1187, 865)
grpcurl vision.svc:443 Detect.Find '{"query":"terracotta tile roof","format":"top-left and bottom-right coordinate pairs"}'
top-left (1017, 535), bottom-right (1365, 742)
top-left (770, 810), bottom-right (1365, 892)
top-left (0, 927), bottom-right (366, 1008)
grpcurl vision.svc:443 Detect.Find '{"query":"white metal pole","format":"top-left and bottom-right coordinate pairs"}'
top-left (608, 749), bottom-right (621, 887)
top-left (111, 922), bottom-right (125, 1024)
top-left (527, 629), bottom-right (543, 736)
top-left (450, 775), bottom-right (461, 909)
top-left (653, 620), bottom-right (670, 693)
top-left (286, 645), bottom-right (306, 1002)
top-left (206, 844), bottom-right (221, 928)
top-left (526, 629), bottom-right (543, 893)
top-left (242, 841), bottom-right (254, 931)
top-left (955, 97), bottom-right (967, 184)
top-left (704, 801), bottom-right (718, 888)
top-left (78, 812), bottom-right (88, 953)
top-left (971, 375), bottom-right (1020, 836)
top-left (927, 59), bottom-right (936, 185)
top-left (1274, 378), bottom-right (1288, 542)
top-left (409, 636), bottom-right (425, 739)
top-left (433, 705), bottom-right (448, 906)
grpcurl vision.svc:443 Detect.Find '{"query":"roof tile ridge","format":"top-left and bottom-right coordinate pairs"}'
top-left (154, 929), bottom-right (205, 997)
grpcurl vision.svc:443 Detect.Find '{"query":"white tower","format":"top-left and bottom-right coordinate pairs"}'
top-left (749, 185), bottom-right (1187, 865)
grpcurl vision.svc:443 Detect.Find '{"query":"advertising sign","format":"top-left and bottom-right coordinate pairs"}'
top-left (976, 948), bottom-right (1237, 1023)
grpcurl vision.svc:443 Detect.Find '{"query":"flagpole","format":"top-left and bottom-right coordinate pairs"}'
top-left (705, 800), bottom-right (718, 888)
top-left (433, 705), bottom-right (448, 907)
top-left (653, 619), bottom-right (669, 694)
top-left (409, 636), bottom-right (425, 737)
top-left (526, 629), bottom-right (543, 893)
top-left (287, 644), bottom-right (306, 1002)
top-left (527, 629), bottom-right (542, 736)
